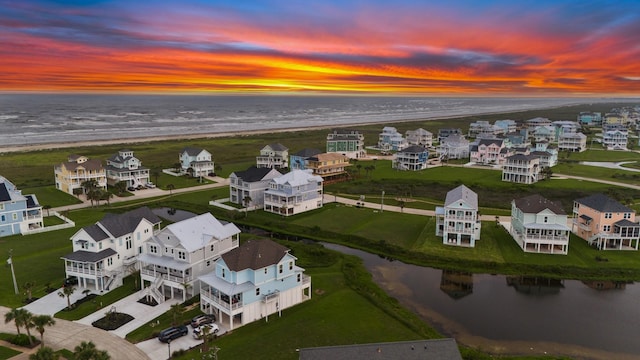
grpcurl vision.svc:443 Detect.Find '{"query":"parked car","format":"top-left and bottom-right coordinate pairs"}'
top-left (63, 276), bottom-right (78, 287)
top-left (136, 185), bottom-right (145, 190)
top-left (192, 323), bottom-right (219, 339)
top-left (158, 325), bottom-right (188, 343)
top-left (190, 314), bottom-right (216, 328)
top-left (145, 182), bottom-right (156, 188)
top-left (127, 186), bottom-right (136, 192)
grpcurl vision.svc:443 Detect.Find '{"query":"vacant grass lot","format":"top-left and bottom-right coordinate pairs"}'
top-left (21, 185), bottom-right (83, 208)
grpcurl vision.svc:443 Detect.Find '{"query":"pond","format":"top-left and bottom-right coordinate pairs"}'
top-left (322, 243), bottom-right (640, 360)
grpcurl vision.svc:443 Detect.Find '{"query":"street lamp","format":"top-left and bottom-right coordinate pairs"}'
top-left (7, 249), bottom-right (18, 295)
top-left (167, 339), bottom-right (172, 360)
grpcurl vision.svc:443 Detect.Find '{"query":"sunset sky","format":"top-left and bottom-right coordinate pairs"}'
top-left (2, 0), bottom-right (640, 95)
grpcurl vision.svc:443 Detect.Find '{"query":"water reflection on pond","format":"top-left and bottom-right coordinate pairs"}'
top-left (322, 243), bottom-right (640, 359)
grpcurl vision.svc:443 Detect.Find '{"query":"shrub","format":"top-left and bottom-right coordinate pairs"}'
top-left (10, 334), bottom-right (38, 347)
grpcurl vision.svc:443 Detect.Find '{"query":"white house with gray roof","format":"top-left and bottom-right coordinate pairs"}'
top-left (435, 185), bottom-right (481, 247)
top-left (105, 149), bottom-right (150, 187)
top-left (138, 212), bottom-right (240, 302)
top-left (229, 166), bottom-right (282, 208)
top-left (509, 194), bottom-right (570, 255)
top-left (62, 207), bottom-right (161, 292)
top-left (180, 147), bottom-right (214, 177)
top-left (257, 143), bottom-right (289, 169)
top-left (263, 169), bottom-right (323, 216)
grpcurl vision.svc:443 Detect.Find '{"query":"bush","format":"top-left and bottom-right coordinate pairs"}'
top-left (10, 334), bottom-right (38, 347)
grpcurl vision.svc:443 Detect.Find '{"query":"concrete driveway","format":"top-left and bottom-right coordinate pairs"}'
top-left (22, 285), bottom-right (97, 316)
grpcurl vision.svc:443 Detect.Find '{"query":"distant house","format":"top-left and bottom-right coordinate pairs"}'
top-left (54, 155), bottom-right (107, 195)
top-left (577, 112), bottom-right (602, 126)
top-left (298, 339), bottom-right (463, 360)
top-left (199, 239), bottom-right (311, 330)
top-left (229, 166), bottom-right (282, 208)
top-left (468, 121), bottom-right (504, 139)
top-left (435, 185), bottom-right (481, 247)
top-left (180, 147), bottom-right (214, 177)
top-left (437, 128), bottom-right (462, 143)
top-left (469, 138), bottom-right (510, 165)
top-left (290, 148), bottom-right (322, 170)
top-left (405, 128), bottom-right (433, 147)
top-left (105, 149), bottom-right (150, 187)
top-left (0, 176), bottom-right (43, 237)
top-left (509, 195), bottom-right (570, 255)
top-left (437, 134), bottom-right (469, 160)
top-left (257, 143), bottom-right (289, 169)
top-left (525, 117), bottom-right (552, 128)
top-left (531, 125), bottom-right (555, 143)
top-left (572, 194), bottom-right (640, 250)
top-left (264, 170), bottom-right (323, 216)
top-left (61, 207), bottom-right (161, 292)
top-left (558, 132), bottom-right (587, 152)
top-left (305, 153), bottom-right (351, 182)
top-left (392, 145), bottom-right (429, 171)
top-left (378, 126), bottom-right (408, 151)
top-left (602, 127), bottom-right (628, 150)
top-left (139, 213), bottom-right (241, 302)
top-left (326, 129), bottom-right (366, 159)
top-left (494, 119), bottom-right (518, 134)
top-left (530, 141), bottom-right (558, 168)
top-left (501, 154), bottom-right (540, 184)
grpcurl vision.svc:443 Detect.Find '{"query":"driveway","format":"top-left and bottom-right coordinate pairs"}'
top-left (22, 285), bottom-right (97, 316)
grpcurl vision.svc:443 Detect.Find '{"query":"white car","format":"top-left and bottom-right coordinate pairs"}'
top-left (145, 182), bottom-right (156, 188)
top-left (192, 323), bottom-right (219, 339)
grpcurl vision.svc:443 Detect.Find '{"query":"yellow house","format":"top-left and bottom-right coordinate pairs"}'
top-left (54, 154), bottom-right (107, 195)
top-left (306, 153), bottom-right (351, 183)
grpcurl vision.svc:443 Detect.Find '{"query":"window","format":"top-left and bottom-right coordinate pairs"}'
top-left (107, 258), bottom-right (113, 266)
top-left (119, 239), bottom-right (122, 246)
top-left (178, 251), bottom-right (186, 260)
top-left (12, 213), bottom-right (17, 221)
top-left (206, 260), bottom-right (211, 267)
top-left (279, 264), bottom-right (283, 274)
top-left (264, 268), bottom-right (268, 274)
top-left (1, 215), bottom-right (4, 222)
top-left (150, 245), bottom-right (157, 254)
top-left (543, 216), bottom-right (548, 223)
top-left (297, 274), bottom-right (301, 282)
top-left (624, 213), bottom-right (632, 219)
top-left (256, 288), bottom-right (260, 296)
top-left (126, 239), bottom-right (132, 250)
top-left (99, 242), bottom-right (102, 250)
top-left (222, 269), bottom-right (226, 278)
top-left (144, 228), bottom-right (149, 233)
top-left (605, 213), bottom-right (612, 219)
top-left (211, 244), bottom-right (215, 252)
top-left (603, 225), bottom-right (611, 232)
top-left (0, 203), bottom-right (3, 210)
top-left (289, 261), bottom-right (293, 270)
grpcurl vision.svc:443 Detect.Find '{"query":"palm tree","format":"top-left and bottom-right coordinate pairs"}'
top-left (398, 200), bottom-right (405, 213)
top-left (58, 285), bottom-right (76, 309)
top-left (29, 346), bottom-right (58, 360)
top-left (32, 315), bottom-right (55, 348)
top-left (4, 308), bottom-right (22, 335)
top-left (167, 184), bottom-right (175, 195)
top-left (74, 341), bottom-right (111, 360)
top-left (80, 179), bottom-right (98, 195)
top-left (15, 309), bottom-right (35, 346)
top-left (168, 303), bottom-right (184, 326)
top-left (151, 169), bottom-right (160, 187)
top-left (113, 181), bottom-right (127, 196)
top-left (23, 281), bottom-right (36, 301)
top-left (100, 190), bottom-right (113, 206)
top-left (242, 196), bottom-right (252, 217)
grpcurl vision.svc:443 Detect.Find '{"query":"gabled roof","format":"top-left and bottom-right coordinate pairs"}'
top-left (163, 213), bottom-right (240, 252)
top-left (293, 148), bottom-right (322, 157)
top-left (83, 224), bottom-right (110, 242)
top-left (25, 195), bottom-right (39, 208)
top-left (575, 193), bottom-right (632, 213)
top-left (507, 154), bottom-right (538, 162)
top-left (514, 194), bottom-right (565, 215)
top-left (61, 248), bottom-right (117, 263)
top-left (221, 239), bottom-right (289, 272)
top-left (232, 166), bottom-right (281, 182)
top-left (62, 158), bottom-right (104, 171)
top-left (397, 145), bottom-right (427, 154)
top-left (181, 147), bottom-right (206, 156)
top-left (478, 138), bottom-right (504, 147)
top-left (271, 169), bottom-right (323, 187)
top-left (444, 185), bottom-right (478, 209)
top-left (97, 207), bottom-right (161, 238)
top-left (298, 338), bottom-right (462, 360)
top-left (264, 143), bottom-right (288, 152)
top-left (308, 153), bottom-right (349, 162)
top-left (0, 183), bottom-right (10, 202)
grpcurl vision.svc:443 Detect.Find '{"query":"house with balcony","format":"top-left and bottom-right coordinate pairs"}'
top-left (290, 148), bottom-right (322, 170)
top-left (558, 132), bottom-right (587, 152)
top-left (509, 194), bottom-right (570, 255)
top-left (437, 134), bottom-right (469, 160)
top-left (229, 166), bottom-right (282, 208)
top-left (468, 121), bottom-right (504, 139)
top-left (105, 149), bottom-right (150, 188)
top-left (530, 141), bottom-right (558, 168)
top-left (405, 128), bottom-right (433, 147)
top-left (180, 147), bottom-right (214, 177)
top-left (138, 213), bottom-right (241, 303)
top-left (578, 112), bottom-right (602, 126)
top-left (305, 153), bottom-right (351, 182)
top-left (502, 154), bottom-right (540, 184)
top-left (602, 127), bottom-right (628, 150)
top-left (54, 155), bottom-right (107, 195)
top-left (199, 238), bottom-right (311, 330)
top-left (61, 207), bottom-right (161, 292)
top-left (437, 128), bottom-right (462, 143)
top-left (0, 176), bottom-right (43, 237)
top-left (526, 117), bottom-right (552, 128)
top-left (263, 170), bottom-right (323, 217)
top-left (257, 143), bottom-right (289, 169)
top-left (378, 127), bottom-right (408, 151)
top-left (572, 194), bottom-right (640, 250)
top-left (435, 185), bottom-right (481, 247)
top-left (531, 125), bottom-right (555, 143)
top-left (469, 138), bottom-right (510, 166)
top-left (494, 119), bottom-right (518, 134)
top-left (392, 145), bottom-right (429, 171)
top-left (326, 129), bottom-right (366, 159)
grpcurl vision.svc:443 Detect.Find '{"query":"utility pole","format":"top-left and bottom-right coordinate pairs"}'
top-left (7, 249), bottom-right (18, 295)
top-left (380, 190), bottom-right (385, 213)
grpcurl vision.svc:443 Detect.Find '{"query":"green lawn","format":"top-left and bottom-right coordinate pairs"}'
top-left (0, 346), bottom-right (20, 359)
top-left (126, 304), bottom-right (203, 343)
top-left (21, 185), bottom-right (83, 208)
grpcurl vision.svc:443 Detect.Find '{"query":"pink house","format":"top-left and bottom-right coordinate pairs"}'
top-left (469, 139), bottom-right (511, 165)
top-left (572, 194), bottom-right (640, 250)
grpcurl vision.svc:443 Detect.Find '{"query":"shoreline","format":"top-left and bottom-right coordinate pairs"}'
top-left (0, 101), bottom-right (602, 153)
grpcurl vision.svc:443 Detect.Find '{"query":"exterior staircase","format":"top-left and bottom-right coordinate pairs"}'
top-left (143, 274), bottom-right (165, 304)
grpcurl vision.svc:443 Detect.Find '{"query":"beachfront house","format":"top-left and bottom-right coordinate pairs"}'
top-left (229, 166), bottom-right (282, 208)
top-left (578, 112), bottom-right (602, 126)
top-left (305, 153), bottom-right (351, 182)
top-left (199, 238), bottom-right (312, 330)
top-left (469, 138), bottom-right (510, 166)
top-left (105, 149), bottom-right (150, 188)
top-left (179, 147), bottom-right (215, 178)
top-left (326, 129), bottom-right (367, 159)
top-left (54, 155), bottom-right (107, 195)
top-left (526, 117), bottom-right (552, 128)
top-left (468, 121), bottom-right (504, 139)
top-left (572, 194), bottom-right (640, 250)
top-left (437, 128), bottom-right (462, 143)
top-left (405, 128), bottom-right (433, 147)
top-left (61, 207), bottom-right (161, 292)
top-left (257, 143), bottom-right (289, 169)
top-left (435, 185), bottom-right (481, 247)
top-left (392, 145), bottom-right (429, 171)
top-left (437, 134), bottom-right (469, 160)
top-left (558, 132), bottom-right (587, 152)
top-left (494, 120), bottom-right (518, 134)
top-left (509, 194), bottom-right (570, 255)
top-left (138, 213), bottom-right (241, 303)
top-left (378, 126), bottom-right (408, 151)
top-left (0, 176), bottom-right (43, 237)
top-left (501, 154), bottom-right (540, 184)
top-left (263, 170), bottom-right (323, 217)
top-left (290, 148), bottom-right (322, 170)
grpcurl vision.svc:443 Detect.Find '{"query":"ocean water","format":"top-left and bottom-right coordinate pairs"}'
top-left (0, 94), bottom-right (613, 147)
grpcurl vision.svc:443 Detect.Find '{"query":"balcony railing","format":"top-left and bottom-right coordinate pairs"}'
top-left (140, 267), bottom-right (192, 283)
top-left (66, 266), bottom-right (106, 276)
top-left (201, 289), bottom-right (243, 311)
top-left (443, 226), bottom-right (475, 234)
